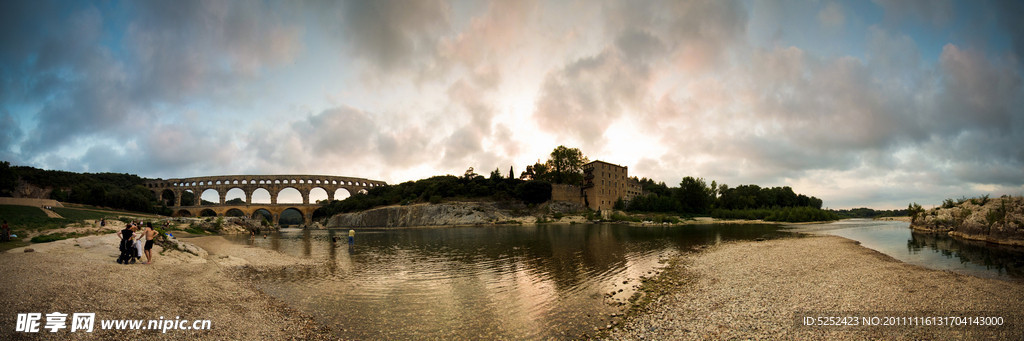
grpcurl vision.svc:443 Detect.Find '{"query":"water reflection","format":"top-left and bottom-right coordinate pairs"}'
top-left (796, 219), bottom-right (1024, 281)
top-left (227, 224), bottom-right (787, 340)
top-left (908, 230), bottom-right (1024, 278)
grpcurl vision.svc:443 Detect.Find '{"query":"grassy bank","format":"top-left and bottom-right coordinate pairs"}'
top-left (0, 204), bottom-right (145, 248)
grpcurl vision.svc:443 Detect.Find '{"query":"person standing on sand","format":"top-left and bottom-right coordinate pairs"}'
top-left (132, 225), bottom-right (144, 260)
top-left (143, 223), bottom-right (157, 264)
top-left (2, 220), bottom-right (9, 242)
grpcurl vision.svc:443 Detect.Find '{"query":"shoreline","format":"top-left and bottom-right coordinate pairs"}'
top-left (607, 235), bottom-right (1024, 340)
top-left (0, 233), bottom-right (333, 340)
top-left (4, 225), bottom-right (1021, 339)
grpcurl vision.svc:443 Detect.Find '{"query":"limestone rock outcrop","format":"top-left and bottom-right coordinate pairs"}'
top-left (327, 202), bottom-right (529, 228)
top-left (911, 196), bottom-right (1024, 246)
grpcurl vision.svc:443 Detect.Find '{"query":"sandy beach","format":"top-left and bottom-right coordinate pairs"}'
top-left (607, 235), bottom-right (1024, 340)
top-left (0, 233), bottom-right (331, 340)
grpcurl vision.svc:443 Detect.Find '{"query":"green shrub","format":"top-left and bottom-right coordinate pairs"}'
top-left (610, 213), bottom-right (640, 222)
top-left (986, 199), bottom-right (1008, 226)
top-left (941, 198), bottom-right (956, 209)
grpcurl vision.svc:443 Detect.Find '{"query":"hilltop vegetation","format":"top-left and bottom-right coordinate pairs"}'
top-left (314, 172), bottom-right (551, 219)
top-left (0, 161), bottom-right (170, 215)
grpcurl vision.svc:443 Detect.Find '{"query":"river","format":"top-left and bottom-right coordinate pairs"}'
top-left (794, 219), bottom-right (1024, 281)
top-left (226, 223), bottom-right (790, 339)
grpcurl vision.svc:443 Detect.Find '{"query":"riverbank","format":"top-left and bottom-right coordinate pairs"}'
top-left (607, 235), bottom-right (1024, 340)
top-left (911, 195), bottom-right (1024, 246)
top-left (324, 201), bottom-right (836, 228)
top-left (0, 234), bottom-right (331, 340)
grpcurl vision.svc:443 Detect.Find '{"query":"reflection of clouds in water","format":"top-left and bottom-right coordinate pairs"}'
top-left (228, 224), bottom-right (787, 339)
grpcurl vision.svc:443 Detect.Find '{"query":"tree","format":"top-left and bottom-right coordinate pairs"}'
top-left (545, 145), bottom-right (588, 184)
top-left (677, 176), bottom-right (714, 214)
top-left (0, 161), bottom-right (17, 196)
top-left (509, 166), bottom-right (514, 180)
top-left (516, 181), bottom-right (552, 204)
top-left (908, 202), bottom-right (924, 224)
top-left (489, 168), bottom-right (503, 180)
top-left (464, 167), bottom-right (480, 180)
top-left (532, 162), bottom-right (549, 181)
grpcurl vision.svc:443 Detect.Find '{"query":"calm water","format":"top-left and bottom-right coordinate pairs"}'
top-left (795, 219), bottom-right (1024, 280)
top-left (226, 224), bottom-right (789, 339)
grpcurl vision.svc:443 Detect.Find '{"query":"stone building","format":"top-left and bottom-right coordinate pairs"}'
top-left (582, 160), bottom-right (642, 211)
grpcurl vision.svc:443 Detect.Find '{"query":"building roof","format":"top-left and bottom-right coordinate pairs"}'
top-left (584, 160), bottom-right (626, 168)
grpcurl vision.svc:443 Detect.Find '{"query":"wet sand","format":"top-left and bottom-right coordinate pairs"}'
top-left (607, 235), bottom-right (1024, 340)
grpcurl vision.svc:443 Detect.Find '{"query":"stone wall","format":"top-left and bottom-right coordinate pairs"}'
top-left (551, 184), bottom-right (584, 205)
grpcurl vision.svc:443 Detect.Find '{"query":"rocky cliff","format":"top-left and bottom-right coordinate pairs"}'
top-left (326, 202), bottom-right (535, 228)
top-left (910, 196), bottom-right (1024, 246)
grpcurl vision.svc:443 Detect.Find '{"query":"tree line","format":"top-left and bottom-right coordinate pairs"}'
top-left (617, 177), bottom-right (826, 212)
top-left (0, 161), bottom-right (171, 215)
top-left (313, 171), bottom-right (551, 219)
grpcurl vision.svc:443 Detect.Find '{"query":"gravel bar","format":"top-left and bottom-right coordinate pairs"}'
top-left (606, 235), bottom-right (1024, 340)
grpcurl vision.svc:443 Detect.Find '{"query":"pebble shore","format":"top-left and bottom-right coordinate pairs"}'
top-left (606, 235), bottom-right (1024, 340)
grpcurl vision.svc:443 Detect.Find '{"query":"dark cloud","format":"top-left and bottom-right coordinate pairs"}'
top-left (936, 44), bottom-right (1021, 134)
top-left (3, 0), bottom-right (302, 159)
top-left (126, 0), bottom-right (302, 102)
top-left (0, 109), bottom-right (22, 160)
top-left (873, 0), bottom-right (954, 26)
top-left (995, 0), bottom-right (1024, 59)
top-left (336, 0), bottom-right (449, 72)
top-left (295, 106), bottom-right (378, 156)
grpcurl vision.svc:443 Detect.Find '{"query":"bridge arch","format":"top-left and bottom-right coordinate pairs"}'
top-left (160, 189), bottom-right (176, 206)
top-left (225, 208), bottom-right (245, 217)
top-left (279, 207), bottom-right (304, 227)
top-left (200, 189), bottom-right (220, 205)
top-left (309, 187), bottom-right (329, 204)
top-left (145, 174), bottom-right (387, 226)
top-left (334, 188), bottom-right (351, 201)
top-left (225, 188), bottom-right (247, 204)
top-left (252, 209), bottom-right (272, 223)
top-left (199, 209), bottom-right (217, 217)
top-left (251, 188), bottom-right (272, 204)
top-left (277, 187), bottom-right (304, 204)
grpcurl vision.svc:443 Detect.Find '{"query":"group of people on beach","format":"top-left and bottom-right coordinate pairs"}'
top-left (118, 221), bottom-right (157, 264)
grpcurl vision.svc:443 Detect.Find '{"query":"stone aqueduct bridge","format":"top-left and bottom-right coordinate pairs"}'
top-left (144, 175), bottom-right (387, 226)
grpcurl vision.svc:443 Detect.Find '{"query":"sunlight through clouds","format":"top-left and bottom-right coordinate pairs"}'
top-left (0, 0), bottom-right (1021, 209)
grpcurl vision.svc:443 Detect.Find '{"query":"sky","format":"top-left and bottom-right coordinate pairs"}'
top-left (1, 0), bottom-right (1022, 209)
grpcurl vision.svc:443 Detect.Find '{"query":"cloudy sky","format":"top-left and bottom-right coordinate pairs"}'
top-left (1, 0), bottom-right (1022, 209)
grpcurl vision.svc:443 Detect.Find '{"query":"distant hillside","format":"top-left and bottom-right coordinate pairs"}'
top-left (0, 161), bottom-right (168, 215)
top-left (910, 195), bottom-right (1024, 246)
